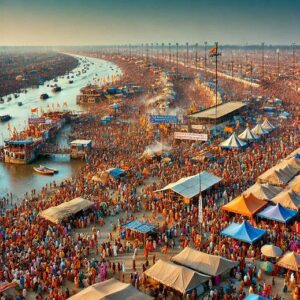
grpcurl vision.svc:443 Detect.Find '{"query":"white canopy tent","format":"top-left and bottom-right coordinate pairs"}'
top-left (243, 182), bottom-right (282, 201)
top-left (251, 123), bottom-right (268, 136)
top-left (155, 171), bottom-right (222, 198)
top-left (238, 127), bottom-right (258, 142)
top-left (271, 189), bottom-right (300, 210)
top-left (220, 132), bottom-right (247, 149)
top-left (261, 119), bottom-right (275, 131)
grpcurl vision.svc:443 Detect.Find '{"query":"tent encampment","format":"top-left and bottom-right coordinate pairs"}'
top-left (257, 203), bottom-right (298, 223)
top-left (68, 278), bottom-right (152, 300)
top-left (220, 221), bottom-right (266, 244)
top-left (222, 194), bottom-right (267, 217)
top-left (242, 183), bottom-right (282, 201)
top-left (220, 132), bottom-right (247, 149)
top-left (271, 189), bottom-right (300, 210)
top-left (39, 197), bottom-right (93, 224)
top-left (238, 127), bottom-right (258, 142)
top-left (277, 252), bottom-right (300, 272)
top-left (144, 260), bottom-right (209, 294)
top-left (289, 175), bottom-right (300, 194)
top-left (171, 247), bottom-right (238, 276)
top-left (155, 171), bottom-right (222, 199)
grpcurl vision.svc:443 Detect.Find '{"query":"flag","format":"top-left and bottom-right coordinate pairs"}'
top-left (31, 107), bottom-right (38, 113)
top-left (198, 193), bottom-right (203, 223)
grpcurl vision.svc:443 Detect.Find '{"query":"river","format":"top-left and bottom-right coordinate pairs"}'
top-left (0, 54), bottom-right (120, 201)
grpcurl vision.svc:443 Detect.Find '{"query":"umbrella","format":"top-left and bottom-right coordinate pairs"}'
top-left (259, 261), bottom-right (274, 273)
top-left (261, 245), bottom-right (283, 258)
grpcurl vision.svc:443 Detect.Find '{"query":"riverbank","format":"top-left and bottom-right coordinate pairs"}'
top-left (0, 52), bottom-right (78, 97)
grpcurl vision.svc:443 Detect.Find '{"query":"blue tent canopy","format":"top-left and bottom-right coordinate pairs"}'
top-left (123, 220), bottom-right (156, 234)
top-left (257, 203), bottom-right (298, 223)
top-left (244, 294), bottom-right (268, 300)
top-left (106, 167), bottom-right (125, 178)
top-left (221, 221), bottom-right (266, 244)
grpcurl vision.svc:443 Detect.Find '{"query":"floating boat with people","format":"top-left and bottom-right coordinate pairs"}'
top-left (18, 102), bottom-right (23, 106)
top-left (52, 86), bottom-right (62, 92)
top-left (33, 165), bottom-right (55, 175)
top-left (0, 115), bottom-right (12, 122)
top-left (0, 98), bottom-right (4, 104)
top-left (40, 93), bottom-right (49, 100)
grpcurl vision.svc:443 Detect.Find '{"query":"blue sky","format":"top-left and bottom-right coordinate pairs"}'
top-left (0, 0), bottom-right (299, 45)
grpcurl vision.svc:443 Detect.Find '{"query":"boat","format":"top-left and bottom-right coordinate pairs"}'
top-left (40, 93), bottom-right (49, 100)
top-left (0, 115), bottom-right (12, 122)
top-left (33, 166), bottom-right (55, 175)
top-left (39, 165), bottom-right (58, 173)
top-left (0, 98), bottom-right (4, 104)
top-left (54, 78), bottom-right (58, 82)
top-left (7, 96), bottom-right (12, 102)
top-left (52, 86), bottom-right (62, 92)
top-left (14, 94), bottom-right (19, 99)
top-left (69, 80), bottom-right (74, 84)
top-left (17, 102), bottom-right (23, 106)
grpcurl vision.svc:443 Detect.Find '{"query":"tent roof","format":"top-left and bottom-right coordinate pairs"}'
top-left (271, 189), bottom-right (300, 210)
top-left (238, 127), bottom-right (258, 141)
top-left (70, 139), bottom-right (92, 145)
top-left (122, 220), bottom-right (156, 234)
top-left (221, 221), bottom-right (266, 244)
top-left (288, 175), bottom-right (300, 194)
top-left (171, 247), bottom-right (238, 276)
top-left (277, 252), bottom-right (300, 271)
top-left (144, 260), bottom-right (209, 294)
top-left (222, 194), bottom-right (267, 217)
top-left (106, 168), bottom-right (125, 178)
top-left (251, 124), bottom-right (268, 136)
top-left (244, 294), bottom-right (269, 300)
top-left (261, 245), bottom-right (283, 258)
top-left (68, 278), bottom-right (152, 300)
top-left (220, 132), bottom-right (247, 149)
top-left (261, 119), bottom-right (275, 131)
top-left (257, 203), bottom-right (298, 223)
top-left (243, 183), bottom-right (282, 200)
top-left (39, 197), bottom-right (93, 224)
top-left (258, 163), bottom-right (298, 186)
top-left (155, 171), bottom-right (222, 199)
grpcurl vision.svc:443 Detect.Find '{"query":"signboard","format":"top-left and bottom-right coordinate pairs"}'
top-left (150, 115), bottom-right (178, 124)
top-left (191, 124), bottom-right (205, 130)
top-left (28, 117), bottom-right (46, 124)
top-left (174, 132), bottom-right (208, 141)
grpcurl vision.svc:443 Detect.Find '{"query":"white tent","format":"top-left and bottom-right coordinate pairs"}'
top-left (220, 132), bottom-right (247, 149)
top-left (243, 182), bottom-right (282, 201)
top-left (251, 123), bottom-right (268, 136)
top-left (155, 171), bottom-right (222, 198)
top-left (39, 197), bottom-right (93, 224)
top-left (289, 175), bottom-right (300, 194)
top-left (172, 247), bottom-right (238, 276)
top-left (68, 278), bottom-right (152, 300)
top-left (238, 127), bottom-right (258, 142)
top-left (144, 260), bottom-right (209, 294)
top-left (261, 119), bottom-right (275, 131)
top-left (271, 189), bottom-right (300, 210)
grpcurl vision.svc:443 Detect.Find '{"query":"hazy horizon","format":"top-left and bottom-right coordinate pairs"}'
top-left (0, 0), bottom-right (299, 46)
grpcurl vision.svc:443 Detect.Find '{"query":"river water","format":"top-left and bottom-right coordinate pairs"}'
top-left (0, 54), bottom-right (120, 200)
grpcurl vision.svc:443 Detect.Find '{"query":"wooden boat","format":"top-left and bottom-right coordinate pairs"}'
top-left (33, 166), bottom-right (55, 175)
top-left (0, 115), bottom-right (12, 122)
top-left (0, 98), bottom-right (4, 104)
top-left (40, 165), bottom-right (58, 173)
top-left (52, 86), bottom-right (62, 92)
top-left (18, 102), bottom-right (23, 106)
top-left (40, 93), bottom-right (49, 100)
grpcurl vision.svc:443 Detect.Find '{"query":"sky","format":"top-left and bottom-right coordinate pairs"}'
top-left (0, 0), bottom-right (299, 46)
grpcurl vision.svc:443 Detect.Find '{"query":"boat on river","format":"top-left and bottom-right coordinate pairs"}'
top-left (33, 165), bottom-right (55, 175)
top-left (40, 93), bottom-right (49, 100)
top-left (52, 86), bottom-right (62, 92)
top-left (40, 165), bottom-right (58, 173)
top-left (0, 115), bottom-right (12, 122)
top-left (0, 98), bottom-right (4, 104)
top-left (18, 102), bottom-right (23, 106)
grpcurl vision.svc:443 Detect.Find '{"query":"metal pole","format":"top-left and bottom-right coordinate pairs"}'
top-left (262, 42), bottom-right (265, 79)
top-left (204, 41), bottom-right (207, 74)
top-left (215, 42), bottom-right (218, 124)
top-left (195, 43), bottom-right (198, 72)
top-left (162, 42), bottom-right (164, 65)
top-left (231, 60), bottom-right (234, 77)
top-left (292, 43), bottom-right (296, 77)
top-left (146, 43), bottom-right (149, 64)
top-left (276, 48), bottom-right (280, 78)
top-left (168, 43), bottom-right (171, 65)
top-left (156, 43), bottom-right (159, 63)
top-left (176, 43), bottom-right (179, 77)
top-left (186, 42), bottom-right (189, 68)
top-left (151, 43), bottom-right (153, 63)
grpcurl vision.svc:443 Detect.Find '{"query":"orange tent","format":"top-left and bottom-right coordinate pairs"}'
top-left (222, 193), bottom-right (267, 217)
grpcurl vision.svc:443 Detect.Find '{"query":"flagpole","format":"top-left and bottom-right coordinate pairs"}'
top-left (215, 42), bottom-right (218, 125)
top-left (198, 171), bottom-right (202, 234)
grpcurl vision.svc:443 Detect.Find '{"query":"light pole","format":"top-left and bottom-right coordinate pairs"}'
top-left (168, 43), bottom-right (171, 65)
top-left (176, 43), bottom-right (179, 77)
top-left (292, 43), bottom-right (296, 77)
top-left (261, 42), bottom-right (265, 79)
top-left (186, 42), bottom-right (189, 68)
top-left (195, 43), bottom-right (198, 72)
top-left (204, 41), bottom-right (207, 76)
top-left (161, 42), bottom-right (164, 65)
top-left (276, 48), bottom-right (280, 78)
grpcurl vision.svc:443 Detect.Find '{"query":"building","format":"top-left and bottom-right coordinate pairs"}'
top-left (76, 85), bottom-right (104, 104)
top-left (70, 139), bottom-right (92, 159)
top-left (189, 101), bottom-right (247, 125)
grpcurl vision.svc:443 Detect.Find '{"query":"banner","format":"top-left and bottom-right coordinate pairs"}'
top-left (28, 117), bottom-right (45, 124)
top-left (191, 124), bottom-right (205, 130)
top-left (174, 132), bottom-right (208, 141)
top-left (150, 115), bottom-right (178, 124)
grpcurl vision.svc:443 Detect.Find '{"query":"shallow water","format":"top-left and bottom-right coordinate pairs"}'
top-left (0, 54), bottom-right (120, 200)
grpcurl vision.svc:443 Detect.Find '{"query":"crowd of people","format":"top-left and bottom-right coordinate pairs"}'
top-left (0, 51), bottom-right (299, 300)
